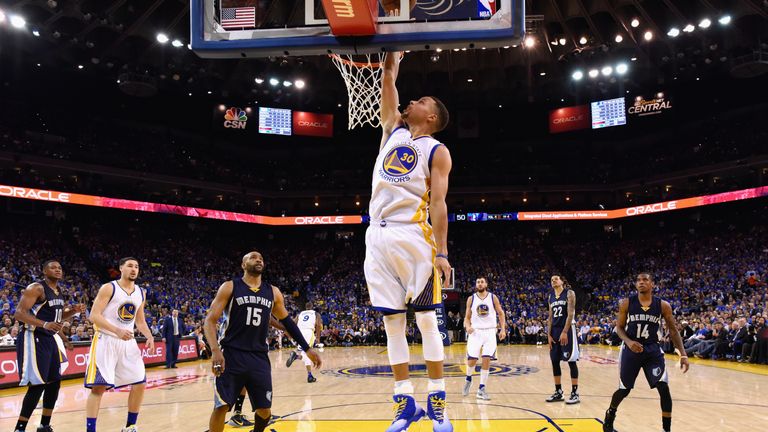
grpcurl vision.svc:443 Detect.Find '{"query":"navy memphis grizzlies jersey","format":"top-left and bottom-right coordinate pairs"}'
top-left (219, 277), bottom-right (273, 352)
top-left (625, 295), bottom-right (662, 344)
top-left (27, 281), bottom-right (65, 337)
top-left (549, 288), bottom-right (570, 329)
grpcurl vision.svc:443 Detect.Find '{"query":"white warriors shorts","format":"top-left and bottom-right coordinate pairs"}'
top-left (84, 332), bottom-right (146, 389)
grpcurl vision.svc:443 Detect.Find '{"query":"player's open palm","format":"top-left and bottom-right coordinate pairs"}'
top-left (306, 348), bottom-right (322, 369)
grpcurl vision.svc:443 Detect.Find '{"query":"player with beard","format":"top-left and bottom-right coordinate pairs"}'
top-left (204, 251), bottom-right (322, 432)
top-left (13, 260), bottom-right (86, 432)
top-left (85, 257), bottom-right (155, 432)
top-left (546, 275), bottom-right (580, 404)
top-left (462, 277), bottom-right (506, 400)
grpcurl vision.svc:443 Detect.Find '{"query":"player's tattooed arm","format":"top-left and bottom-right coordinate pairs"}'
top-left (205, 281), bottom-right (234, 375)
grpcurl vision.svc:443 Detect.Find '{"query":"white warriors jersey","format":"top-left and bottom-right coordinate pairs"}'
top-left (297, 310), bottom-right (316, 331)
top-left (369, 127), bottom-right (444, 224)
top-left (470, 292), bottom-right (498, 330)
top-left (99, 280), bottom-right (144, 337)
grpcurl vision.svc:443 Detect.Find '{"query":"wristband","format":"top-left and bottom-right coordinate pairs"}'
top-left (436, 253), bottom-right (448, 259)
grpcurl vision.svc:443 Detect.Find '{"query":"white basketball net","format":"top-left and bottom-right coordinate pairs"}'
top-left (330, 53), bottom-right (385, 130)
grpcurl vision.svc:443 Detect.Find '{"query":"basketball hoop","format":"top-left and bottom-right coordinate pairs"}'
top-left (330, 53), bottom-right (386, 130)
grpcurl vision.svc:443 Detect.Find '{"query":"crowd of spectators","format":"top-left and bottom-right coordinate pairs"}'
top-left (0, 206), bottom-right (766, 365)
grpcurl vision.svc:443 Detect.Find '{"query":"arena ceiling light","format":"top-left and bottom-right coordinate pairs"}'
top-left (667, 28), bottom-right (680, 37)
top-left (588, 69), bottom-right (599, 78)
top-left (269, 78), bottom-right (279, 86)
top-left (294, 79), bottom-right (305, 89)
top-left (171, 39), bottom-right (183, 48)
top-left (9, 14), bottom-right (26, 29)
top-left (32, 29), bottom-right (40, 37)
top-left (524, 36), bottom-right (535, 48)
top-left (683, 24), bottom-right (695, 33)
top-left (699, 18), bottom-right (711, 29)
top-left (156, 33), bottom-right (169, 44)
top-left (601, 66), bottom-right (613, 76)
top-left (254, 77), bottom-right (264, 84)
top-left (614, 34), bottom-right (623, 43)
top-left (283, 80), bottom-right (292, 87)
top-left (558, 37), bottom-right (566, 46)
top-left (579, 36), bottom-right (588, 45)
top-left (0, 9), bottom-right (6, 23)
top-left (718, 15), bottom-right (731, 25)
top-left (571, 70), bottom-right (583, 81)
top-left (643, 31), bottom-right (653, 41)
top-left (616, 63), bottom-right (628, 75)
top-left (630, 18), bottom-right (640, 28)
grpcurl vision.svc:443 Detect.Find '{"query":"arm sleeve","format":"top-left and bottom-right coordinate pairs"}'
top-left (280, 316), bottom-right (311, 351)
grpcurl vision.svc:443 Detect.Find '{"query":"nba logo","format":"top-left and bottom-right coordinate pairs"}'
top-left (478, 0), bottom-right (496, 18)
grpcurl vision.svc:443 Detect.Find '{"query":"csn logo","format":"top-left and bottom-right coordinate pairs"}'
top-left (223, 108), bottom-right (248, 129)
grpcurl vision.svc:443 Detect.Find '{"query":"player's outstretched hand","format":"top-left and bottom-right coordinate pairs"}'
top-left (211, 350), bottom-right (225, 376)
top-left (306, 348), bottom-right (323, 369)
top-left (680, 357), bottom-right (690, 373)
top-left (116, 329), bottom-right (134, 341)
top-left (627, 340), bottom-right (644, 353)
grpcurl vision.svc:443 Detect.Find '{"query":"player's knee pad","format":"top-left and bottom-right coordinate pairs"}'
top-left (568, 361), bottom-right (579, 379)
top-left (415, 311), bottom-right (445, 362)
top-left (384, 313), bottom-right (409, 365)
top-left (21, 385), bottom-right (45, 417)
top-left (656, 382), bottom-right (672, 412)
top-left (42, 380), bottom-right (61, 409)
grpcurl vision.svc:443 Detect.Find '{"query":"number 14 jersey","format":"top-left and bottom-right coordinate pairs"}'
top-left (219, 277), bottom-right (274, 352)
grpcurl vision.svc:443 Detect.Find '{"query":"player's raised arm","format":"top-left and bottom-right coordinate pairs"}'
top-left (661, 300), bottom-right (689, 373)
top-left (380, 52), bottom-right (403, 138)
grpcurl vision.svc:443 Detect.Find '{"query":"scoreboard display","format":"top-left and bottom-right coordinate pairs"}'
top-left (258, 107), bottom-right (292, 135)
top-left (590, 97), bottom-right (627, 129)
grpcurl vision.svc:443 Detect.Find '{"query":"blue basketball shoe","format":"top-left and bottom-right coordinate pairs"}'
top-left (385, 394), bottom-right (425, 432)
top-left (427, 391), bottom-right (453, 432)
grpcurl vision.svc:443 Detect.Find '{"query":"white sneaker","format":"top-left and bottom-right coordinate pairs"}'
top-left (565, 392), bottom-right (580, 404)
top-left (462, 380), bottom-right (471, 396)
top-left (121, 426), bottom-right (138, 432)
top-left (476, 387), bottom-right (491, 401)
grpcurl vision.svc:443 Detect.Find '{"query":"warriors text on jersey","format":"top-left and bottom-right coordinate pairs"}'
top-left (470, 293), bottom-right (497, 330)
top-left (549, 288), bottom-right (571, 330)
top-left (625, 295), bottom-right (662, 344)
top-left (219, 277), bottom-right (274, 352)
top-left (369, 127), bottom-right (444, 224)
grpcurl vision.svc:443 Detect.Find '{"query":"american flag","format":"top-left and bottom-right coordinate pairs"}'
top-left (220, 7), bottom-right (256, 29)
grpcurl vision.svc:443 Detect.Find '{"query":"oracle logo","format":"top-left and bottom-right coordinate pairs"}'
top-left (142, 347), bottom-right (164, 359)
top-left (0, 185), bottom-right (71, 203)
top-left (179, 344), bottom-right (195, 354)
top-left (75, 353), bottom-right (90, 366)
top-left (553, 115), bottom-right (584, 124)
top-left (1, 360), bottom-right (18, 374)
top-left (298, 121), bottom-right (328, 128)
top-left (625, 201), bottom-right (677, 216)
top-left (293, 216), bottom-right (345, 225)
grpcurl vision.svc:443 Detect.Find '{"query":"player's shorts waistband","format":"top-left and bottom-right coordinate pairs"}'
top-left (369, 219), bottom-right (419, 228)
top-left (474, 327), bottom-right (497, 331)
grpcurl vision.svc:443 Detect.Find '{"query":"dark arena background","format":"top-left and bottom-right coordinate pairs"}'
top-left (0, 1), bottom-right (767, 431)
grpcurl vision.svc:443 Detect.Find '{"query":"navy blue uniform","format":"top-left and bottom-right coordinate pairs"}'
top-left (17, 281), bottom-right (65, 385)
top-left (619, 295), bottom-right (668, 389)
top-left (549, 288), bottom-right (579, 362)
top-left (214, 277), bottom-right (274, 410)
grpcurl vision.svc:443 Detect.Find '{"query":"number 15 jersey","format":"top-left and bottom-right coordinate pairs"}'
top-left (219, 277), bottom-right (274, 352)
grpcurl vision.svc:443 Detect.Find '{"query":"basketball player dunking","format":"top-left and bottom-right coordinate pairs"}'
top-left (286, 302), bottom-right (323, 383)
top-left (602, 272), bottom-right (689, 432)
top-left (364, 51), bottom-right (452, 432)
top-left (204, 252), bottom-right (321, 432)
top-left (13, 260), bottom-right (86, 432)
top-left (546, 275), bottom-right (580, 404)
top-left (85, 257), bottom-right (155, 432)
top-left (463, 277), bottom-right (506, 400)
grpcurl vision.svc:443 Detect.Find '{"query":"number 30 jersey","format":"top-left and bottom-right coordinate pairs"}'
top-left (369, 126), bottom-right (445, 225)
top-left (219, 277), bottom-right (274, 352)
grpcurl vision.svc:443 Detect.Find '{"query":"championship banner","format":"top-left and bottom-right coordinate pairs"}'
top-left (293, 111), bottom-right (334, 137)
top-left (435, 304), bottom-right (451, 346)
top-left (0, 337), bottom-right (198, 388)
top-left (627, 92), bottom-right (673, 118)
top-left (549, 105), bottom-right (590, 134)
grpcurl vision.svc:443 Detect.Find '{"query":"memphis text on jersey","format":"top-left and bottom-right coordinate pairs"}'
top-left (234, 295), bottom-right (273, 308)
top-left (627, 313), bottom-right (661, 324)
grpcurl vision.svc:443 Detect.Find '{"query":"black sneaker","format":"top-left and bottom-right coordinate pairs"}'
top-left (226, 414), bottom-right (254, 427)
top-left (545, 390), bottom-right (564, 402)
top-left (602, 408), bottom-right (616, 432)
top-left (286, 351), bottom-right (299, 368)
top-left (37, 426), bottom-right (54, 432)
top-left (308, 375), bottom-right (317, 383)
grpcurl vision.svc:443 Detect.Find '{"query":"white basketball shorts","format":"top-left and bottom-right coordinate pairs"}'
top-left (364, 222), bottom-right (442, 314)
top-left (467, 328), bottom-right (498, 359)
top-left (84, 332), bottom-right (146, 389)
